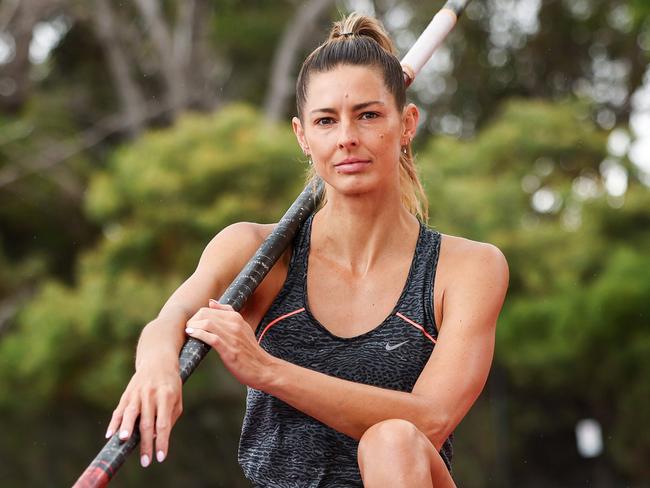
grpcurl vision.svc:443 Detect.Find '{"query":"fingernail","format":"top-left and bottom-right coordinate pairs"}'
top-left (185, 327), bottom-right (194, 334)
top-left (105, 429), bottom-right (113, 439)
top-left (209, 299), bottom-right (219, 306)
top-left (156, 450), bottom-right (166, 463)
top-left (119, 430), bottom-right (129, 440)
top-left (140, 454), bottom-right (150, 468)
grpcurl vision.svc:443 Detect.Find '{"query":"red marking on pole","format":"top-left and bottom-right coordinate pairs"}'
top-left (72, 466), bottom-right (111, 488)
top-left (95, 459), bottom-right (116, 477)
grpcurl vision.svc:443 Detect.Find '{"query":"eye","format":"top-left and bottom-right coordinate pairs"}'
top-left (360, 111), bottom-right (379, 120)
top-left (315, 117), bottom-right (335, 126)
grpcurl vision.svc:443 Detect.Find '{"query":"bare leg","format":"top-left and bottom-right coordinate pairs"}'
top-left (357, 419), bottom-right (456, 488)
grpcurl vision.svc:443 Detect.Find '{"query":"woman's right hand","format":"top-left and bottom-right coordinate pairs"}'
top-left (105, 362), bottom-right (183, 467)
top-left (100, 221), bottom-right (268, 467)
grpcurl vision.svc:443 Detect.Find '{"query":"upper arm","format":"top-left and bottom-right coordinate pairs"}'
top-left (411, 240), bottom-right (509, 447)
top-left (158, 222), bottom-right (267, 320)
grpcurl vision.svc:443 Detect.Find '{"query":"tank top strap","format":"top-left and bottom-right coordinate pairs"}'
top-left (253, 213), bottom-right (313, 339)
top-left (290, 212), bottom-right (313, 277)
top-left (272, 212), bottom-right (313, 298)
top-left (396, 224), bottom-right (442, 338)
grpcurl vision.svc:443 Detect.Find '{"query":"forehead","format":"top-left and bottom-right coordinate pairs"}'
top-left (304, 64), bottom-right (395, 110)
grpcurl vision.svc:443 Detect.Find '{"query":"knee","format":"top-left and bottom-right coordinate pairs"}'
top-left (358, 419), bottom-right (423, 458)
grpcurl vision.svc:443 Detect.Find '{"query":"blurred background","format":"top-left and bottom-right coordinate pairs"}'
top-left (1, 0), bottom-right (649, 486)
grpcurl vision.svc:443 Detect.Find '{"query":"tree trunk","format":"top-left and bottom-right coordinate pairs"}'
top-left (263, 0), bottom-right (337, 122)
top-left (0, 0), bottom-right (21, 32)
top-left (91, 0), bottom-right (147, 137)
top-left (186, 0), bottom-right (219, 111)
top-left (133, 0), bottom-right (187, 117)
top-left (0, 0), bottom-right (39, 113)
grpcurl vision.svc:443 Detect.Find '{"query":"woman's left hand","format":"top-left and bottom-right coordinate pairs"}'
top-left (185, 300), bottom-right (275, 390)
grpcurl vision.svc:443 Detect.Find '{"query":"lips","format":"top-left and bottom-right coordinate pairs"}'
top-left (334, 158), bottom-right (371, 174)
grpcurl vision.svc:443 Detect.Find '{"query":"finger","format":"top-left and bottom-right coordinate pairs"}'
top-left (106, 403), bottom-right (125, 439)
top-left (209, 299), bottom-right (233, 311)
top-left (117, 398), bottom-right (140, 441)
top-left (185, 325), bottom-right (219, 347)
top-left (185, 317), bottom-right (222, 332)
top-left (189, 305), bottom-right (216, 322)
top-left (185, 318), bottom-right (217, 335)
top-left (154, 391), bottom-right (178, 463)
top-left (188, 327), bottom-right (235, 364)
top-left (139, 395), bottom-right (155, 468)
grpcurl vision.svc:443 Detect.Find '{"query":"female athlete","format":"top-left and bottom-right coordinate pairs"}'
top-left (105, 13), bottom-right (509, 487)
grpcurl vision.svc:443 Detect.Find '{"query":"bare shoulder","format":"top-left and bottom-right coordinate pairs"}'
top-left (438, 234), bottom-right (509, 303)
top-left (197, 220), bottom-right (288, 303)
top-left (160, 221), bottom-right (286, 324)
top-left (432, 234), bottom-right (509, 333)
top-left (210, 221), bottom-right (275, 247)
top-left (201, 221), bottom-right (276, 265)
top-left (200, 221), bottom-right (291, 324)
top-left (192, 221), bottom-right (285, 291)
top-left (440, 234), bottom-right (508, 277)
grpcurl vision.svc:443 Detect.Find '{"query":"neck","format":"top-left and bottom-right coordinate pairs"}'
top-left (311, 183), bottom-right (420, 276)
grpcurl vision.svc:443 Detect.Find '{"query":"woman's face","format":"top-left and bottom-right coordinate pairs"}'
top-left (293, 64), bottom-right (418, 197)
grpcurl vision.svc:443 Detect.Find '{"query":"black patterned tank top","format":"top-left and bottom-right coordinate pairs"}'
top-left (238, 214), bottom-right (453, 487)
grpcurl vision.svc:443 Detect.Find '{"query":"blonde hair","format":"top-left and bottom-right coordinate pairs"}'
top-left (297, 13), bottom-right (428, 222)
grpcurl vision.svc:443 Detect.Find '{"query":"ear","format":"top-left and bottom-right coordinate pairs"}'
top-left (401, 103), bottom-right (420, 145)
top-left (292, 116), bottom-right (310, 155)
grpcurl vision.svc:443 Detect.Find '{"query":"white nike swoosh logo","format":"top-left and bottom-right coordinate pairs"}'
top-left (385, 340), bottom-right (409, 351)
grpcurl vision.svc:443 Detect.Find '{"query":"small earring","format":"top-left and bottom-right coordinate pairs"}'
top-left (401, 146), bottom-right (408, 155)
top-left (308, 157), bottom-right (313, 165)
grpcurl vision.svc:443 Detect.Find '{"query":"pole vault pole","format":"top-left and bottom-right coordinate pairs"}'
top-left (72, 2), bottom-right (470, 486)
top-left (402, 1), bottom-right (469, 87)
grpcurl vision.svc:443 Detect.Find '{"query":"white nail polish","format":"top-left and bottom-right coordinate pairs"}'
top-left (185, 327), bottom-right (194, 334)
top-left (141, 454), bottom-right (150, 468)
top-left (105, 429), bottom-right (113, 439)
top-left (119, 430), bottom-right (129, 440)
top-left (156, 450), bottom-right (166, 463)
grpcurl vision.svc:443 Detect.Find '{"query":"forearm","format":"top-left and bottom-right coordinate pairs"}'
top-left (263, 358), bottom-right (450, 449)
top-left (135, 304), bottom-right (189, 371)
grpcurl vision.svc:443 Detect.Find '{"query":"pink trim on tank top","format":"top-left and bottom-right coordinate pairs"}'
top-left (257, 308), bottom-right (306, 344)
top-left (395, 312), bottom-right (437, 344)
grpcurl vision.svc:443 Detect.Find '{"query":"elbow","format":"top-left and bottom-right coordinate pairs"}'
top-left (420, 410), bottom-right (452, 451)
top-left (404, 394), bottom-right (453, 450)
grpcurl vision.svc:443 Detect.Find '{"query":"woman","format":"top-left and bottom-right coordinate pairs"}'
top-left (105, 13), bottom-right (508, 487)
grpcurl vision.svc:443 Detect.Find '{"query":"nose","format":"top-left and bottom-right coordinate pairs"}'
top-left (337, 119), bottom-right (359, 150)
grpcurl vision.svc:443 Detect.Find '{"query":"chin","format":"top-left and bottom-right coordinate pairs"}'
top-left (324, 173), bottom-right (383, 197)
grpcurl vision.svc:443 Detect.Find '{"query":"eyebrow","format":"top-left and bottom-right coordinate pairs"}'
top-left (309, 100), bottom-right (385, 115)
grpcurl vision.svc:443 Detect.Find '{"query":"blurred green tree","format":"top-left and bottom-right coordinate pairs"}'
top-left (0, 105), bottom-right (303, 487)
top-left (1, 104), bottom-right (304, 410)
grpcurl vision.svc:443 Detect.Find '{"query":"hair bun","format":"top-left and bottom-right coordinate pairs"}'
top-left (329, 13), bottom-right (397, 55)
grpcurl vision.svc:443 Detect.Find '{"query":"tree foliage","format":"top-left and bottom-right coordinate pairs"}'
top-left (0, 105), bottom-right (304, 411)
